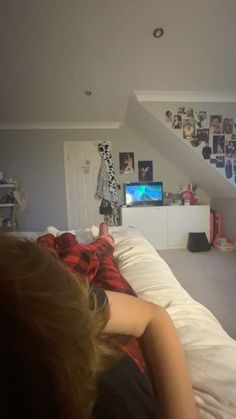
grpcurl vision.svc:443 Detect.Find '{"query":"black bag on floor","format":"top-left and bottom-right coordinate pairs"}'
top-left (99, 199), bottom-right (112, 215)
top-left (187, 232), bottom-right (210, 252)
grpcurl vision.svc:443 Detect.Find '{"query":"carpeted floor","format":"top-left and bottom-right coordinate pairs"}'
top-left (159, 247), bottom-right (236, 340)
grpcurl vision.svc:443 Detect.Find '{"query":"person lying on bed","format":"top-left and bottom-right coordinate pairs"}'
top-left (0, 226), bottom-right (199, 419)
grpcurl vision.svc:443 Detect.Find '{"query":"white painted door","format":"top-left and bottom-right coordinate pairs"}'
top-left (64, 141), bottom-right (104, 229)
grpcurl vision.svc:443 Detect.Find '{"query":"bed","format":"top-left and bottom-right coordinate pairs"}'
top-left (12, 227), bottom-right (236, 419)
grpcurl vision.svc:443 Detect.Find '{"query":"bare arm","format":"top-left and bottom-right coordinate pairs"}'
top-left (104, 291), bottom-right (199, 419)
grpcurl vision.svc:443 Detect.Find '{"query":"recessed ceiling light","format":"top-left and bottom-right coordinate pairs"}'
top-left (153, 28), bottom-right (164, 39)
top-left (84, 90), bottom-right (92, 96)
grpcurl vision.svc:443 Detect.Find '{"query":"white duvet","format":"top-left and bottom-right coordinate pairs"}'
top-left (111, 227), bottom-right (236, 419)
top-left (13, 227), bottom-right (236, 418)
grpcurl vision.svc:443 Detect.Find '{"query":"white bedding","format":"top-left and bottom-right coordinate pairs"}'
top-left (111, 227), bottom-right (236, 419)
top-left (13, 227), bottom-right (236, 418)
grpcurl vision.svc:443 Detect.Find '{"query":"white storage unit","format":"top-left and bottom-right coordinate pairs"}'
top-left (121, 205), bottom-right (210, 249)
top-left (121, 206), bottom-right (168, 249)
top-left (167, 206), bottom-right (210, 249)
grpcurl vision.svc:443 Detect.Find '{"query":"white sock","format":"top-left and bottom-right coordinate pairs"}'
top-left (47, 226), bottom-right (60, 237)
top-left (91, 225), bottom-right (99, 238)
top-left (58, 229), bottom-right (76, 236)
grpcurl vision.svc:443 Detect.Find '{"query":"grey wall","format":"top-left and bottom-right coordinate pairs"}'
top-left (0, 123), bottom-right (205, 231)
top-left (0, 129), bottom-right (115, 231)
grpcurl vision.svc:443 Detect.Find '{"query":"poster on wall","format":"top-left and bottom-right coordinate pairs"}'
top-left (172, 115), bottom-right (182, 129)
top-left (186, 108), bottom-right (194, 118)
top-left (222, 118), bottom-right (234, 134)
top-left (225, 140), bottom-right (235, 157)
top-left (119, 152), bottom-right (135, 174)
top-left (228, 141), bottom-right (236, 158)
top-left (190, 137), bottom-right (201, 147)
top-left (177, 107), bottom-right (186, 115)
top-left (202, 143), bottom-right (212, 159)
top-left (210, 115), bottom-right (222, 134)
top-left (195, 111), bottom-right (207, 128)
top-left (213, 135), bottom-right (225, 154)
top-left (197, 129), bottom-right (209, 142)
top-left (138, 161), bottom-right (153, 181)
top-left (216, 155), bottom-right (225, 168)
top-left (165, 110), bottom-right (172, 122)
top-left (225, 159), bottom-right (233, 179)
top-left (183, 119), bottom-right (195, 139)
top-left (233, 159), bottom-right (236, 172)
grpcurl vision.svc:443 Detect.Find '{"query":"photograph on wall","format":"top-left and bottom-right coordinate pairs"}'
top-left (229, 141), bottom-right (236, 158)
top-left (195, 111), bottom-right (207, 128)
top-left (177, 107), bottom-right (186, 115)
top-left (190, 137), bottom-right (201, 147)
top-left (215, 155), bottom-right (225, 168)
top-left (119, 152), bottom-right (135, 174)
top-left (210, 115), bottom-right (222, 134)
top-left (225, 140), bottom-right (235, 157)
top-left (183, 119), bottom-right (195, 139)
top-left (222, 118), bottom-right (234, 134)
top-left (172, 114), bottom-right (182, 129)
top-left (210, 158), bottom-right (216, 165)
top-left (202, 142), bottom-right (212, 159)
top-left (213, 135), bottom-right (225, 154)
top-left (234, 159), bottom-right (236, 173)
top-left (225, 159), bottom-right (233, 179)
top-left (138, 160), bottom-right (153, 181)
top-left (165, 110), bottom-right (173, 122)
top-left (197, 128), bottom-right (209, 142)
top-left (186, 108), bottom-right (194, 118)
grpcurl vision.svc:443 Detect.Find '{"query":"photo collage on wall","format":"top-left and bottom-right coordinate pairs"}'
top-left (119, 153), bottom-right (154, 181)
top-left (165, 107), bottom-right (236, 184)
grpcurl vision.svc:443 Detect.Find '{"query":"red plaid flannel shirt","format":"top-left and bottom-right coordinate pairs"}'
top-left (37, 233), bottom-right (146, 373)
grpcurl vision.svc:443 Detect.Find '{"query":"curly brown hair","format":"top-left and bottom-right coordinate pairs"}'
top-left (0, 234), bottom-right (117, 419)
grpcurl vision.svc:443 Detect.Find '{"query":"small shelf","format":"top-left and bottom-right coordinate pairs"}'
top-left (0, 184), bottom-right (16, 188)
top-left (0, 204), bottom-right (14, 207)
top-left (0, 178), bottom-right (17, 232)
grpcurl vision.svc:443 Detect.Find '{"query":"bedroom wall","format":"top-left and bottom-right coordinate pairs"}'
top-left (113, 123), bottom-right (209, 204)
top-left (139, 100), bottom-right (236, 240)
top-left (0, 124), bottom-right (202, 231)
top-left (0, 129), bottom-right (114, 231)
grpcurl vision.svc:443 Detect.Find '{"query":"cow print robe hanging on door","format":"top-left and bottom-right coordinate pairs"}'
top-left (95, 141), bottom-right (120, 226)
